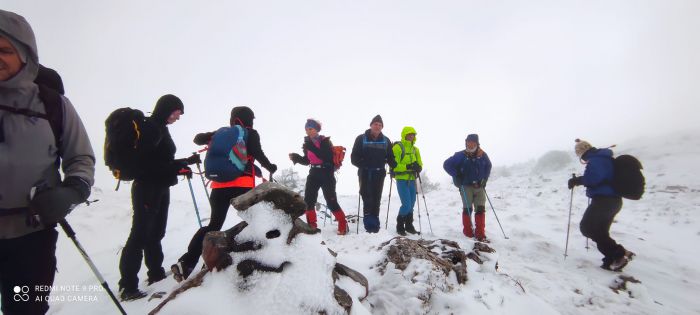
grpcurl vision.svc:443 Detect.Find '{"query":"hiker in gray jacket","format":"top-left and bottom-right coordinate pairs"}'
top-left (0, 10), bottom-right (95, 315)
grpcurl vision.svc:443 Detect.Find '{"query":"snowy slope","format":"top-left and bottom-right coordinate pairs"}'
top-left (43, 130), bottom-right (700, 314)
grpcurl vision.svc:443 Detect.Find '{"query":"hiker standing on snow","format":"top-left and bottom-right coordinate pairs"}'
top-left (172, 106), bottom-right (277, 282)
top-left (0, 10), bottom-right (95, 314)
top-left (443, 134), bottom-right (492, 241)
top-left (391, 127), bottom-right (422, 236)
top-left (350, 115), bottom-right (396, 233)
top-left (289, 119), bottom-right (348, 235)
top-left (117, 94), bottom-right (200, 301)
top-left (568, 139), bottom-right (635, 271)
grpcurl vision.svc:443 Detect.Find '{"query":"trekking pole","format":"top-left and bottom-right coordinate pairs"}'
top-left (185, 176), bottom-right (203, 228)
top-left (193, 153), bottom-right (210, 200)
top-left (356, 194), bottom-right (361, 234)
top-left (459, 185), bottom-right (474, 236)
top-left (564, 173), bottom-right (576, 259)
top-left (415, 173), bottom-right (433, 234)
top-left (385, 176), bottom-right (393, 230)
top-left (585, 198), bottom-right (591, 251)
top-left (58, 219), bottom-right (127, 315)
top-left (415, 178), bottom-right (423, 238)
top-left (484, 189), bottom-right (508, 239)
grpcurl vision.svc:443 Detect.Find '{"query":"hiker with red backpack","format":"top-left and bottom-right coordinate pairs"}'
top-left (172, 106), bottom-right (277, 282)
top-left (289, 119), bottom-right (349, 235)
top-left (568, 139), bottom-right (636, 271)
top-left (350, 115), bottom-right (396, 233)
top-left (0, 11), bottom-right (95, 314)
top-left (391, 127), bottom-right (423, 236)
top-left (443, 134), bottom-right (492, 241)
top-left (116, 94), bottom-right (201, 301)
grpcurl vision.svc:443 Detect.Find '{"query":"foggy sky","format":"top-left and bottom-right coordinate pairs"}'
top-left (4, 0), bottom-right (699, 194)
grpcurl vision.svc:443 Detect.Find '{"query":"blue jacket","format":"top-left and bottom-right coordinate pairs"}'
top-left (443, 148), bottom-right (492, 185)
top-left (581, 148), bottom-right (617, 198)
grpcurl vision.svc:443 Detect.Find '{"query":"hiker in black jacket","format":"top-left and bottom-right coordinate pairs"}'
top-left (289, 119), bottom-right (348, 235)
top-left (172, 106), bottom-right (277, 282)
top-left (350, 115), bottom-right (396, 233)
top-left (117, 94), bottom-right (199, 301)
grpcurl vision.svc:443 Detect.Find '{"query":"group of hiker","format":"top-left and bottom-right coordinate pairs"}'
top-left (0, 10), bottom-right (637, 314)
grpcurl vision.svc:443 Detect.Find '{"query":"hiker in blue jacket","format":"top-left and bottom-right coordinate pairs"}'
top-left (443, 134), bottom-right (491, 241)
top-left (568, 139), bottom-right (635, 271)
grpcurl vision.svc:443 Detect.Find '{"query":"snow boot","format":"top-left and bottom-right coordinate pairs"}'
top-left (171, 261), bottom-right (194, 283)
top-left (405, 213), bottom-right (419, 235)
top-left (396, 215), bottom-right (407, 236)
top-left (147, 273), bottom-right (167, 286)
top-left (119, 287), bottom-right (147, 302)
top-left (462, 211), bottom-right (474, 238)
top-left (305, 209), bottom-right (318, 229)
top-left (609, 250), bottom-right (636, 271)
top-left (475, 211), bottom-right (486, 241)
top-left (333, 210), bottom-right (348, 235)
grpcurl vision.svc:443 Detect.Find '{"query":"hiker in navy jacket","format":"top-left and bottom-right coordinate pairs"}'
top-left (443, 134), bottom-right (491, 241)
top-left (568, 139), bottom-right (634, 271)
top-left (350, 115), bottom-right (397, 233)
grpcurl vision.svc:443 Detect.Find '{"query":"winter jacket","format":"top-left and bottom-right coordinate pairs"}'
top-left (350, 129), bottom-right (397, 174)
top-left (0, 10), bottom-right (95, 239)
top-left (443, 148), bottom-right (492, 186)
top-left (581, 148), bottom-right (617, 198)
top-left (391, 127), bottom-right (422, 181)
top-left (134, 102), bottom-right (184, 187)
top-left (292, 135), bottom-right (334, 168)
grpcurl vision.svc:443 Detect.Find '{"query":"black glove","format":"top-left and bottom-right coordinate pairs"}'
top-left (193, 132), bottom-right (214, 145)
top-left (289, 153), bottom-right (303, 165)
top-left (568, 176), bottom-right (583, 189)
top-left (178, 166), bottom-right (193, 179)
top-left (389, 169), bottom-right (396, 178)
top-left (480, 179), bottom-right (488, 188)
top-left (267, 164), bottom-right (278, 174)
top-left (472, 181), bottom-right (481, 188)
top-left (29, 177), bottom-right (90, 225)
top-left (185, 153), bottom-right (202, 165)
top-left (408, 162), bottom-right (422, 174)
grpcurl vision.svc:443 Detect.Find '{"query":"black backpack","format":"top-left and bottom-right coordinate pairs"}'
top-left (611, 154), bottom-right (645, 200)
top-left (104, 108), bottom-right (146, 182)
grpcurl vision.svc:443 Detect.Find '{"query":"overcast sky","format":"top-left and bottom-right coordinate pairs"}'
top-left (5, 1), bottom-right (699, 194)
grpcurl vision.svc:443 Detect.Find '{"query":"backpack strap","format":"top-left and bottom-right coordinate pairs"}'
top-left (0, 85), bottom-right (64, 153)
top-left (394, 142), bottom-right (406, 161)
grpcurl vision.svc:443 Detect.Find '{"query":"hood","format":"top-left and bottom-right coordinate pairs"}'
top-left (401, 126), bottom-right (417, 143)
top-left (0, 10), bottom-right (39, 91)
top-left (151, 94), bottom-right (184, 125)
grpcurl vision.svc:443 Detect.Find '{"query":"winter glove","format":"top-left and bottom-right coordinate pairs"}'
top-left (185, 153), bottom-right (202, 165)
top-left (178, 166), bottom-right (193, 179)
top-left (407, 162), bottom-right (422, 174)
top-left (267, 163), bottom-right (278, 174)
top-left (289, 153), bottom-right (303, 165)
top-left (389, 169), bottom-right (396, 178)
top-left (472, 181), bottom-right (481, 188)
top-left (480, 179), bottom-right (488, 188)
top-left (193, 132), bottom-right (214, 145)
top-left (29, 177), bottom-right (91, 225)
top-left (568, 176), bottom-right (583, 189)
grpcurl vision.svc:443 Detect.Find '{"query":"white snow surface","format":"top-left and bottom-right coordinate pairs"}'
top-left (37, 131), bottom-right (700, 314)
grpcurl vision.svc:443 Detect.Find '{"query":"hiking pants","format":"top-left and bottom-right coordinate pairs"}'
top-left (359, 169), bottom-right (386, 232)
top-left (179, 186), bottom-right (250, 269)
top-left (304, 168), bottom-right (341, 211)
top-left (0, 228), bottom-right (58, 315)
top-left (459, 185), bottom-right (486, 215)
top-left (119, 181), bottom-right (169, 291)
top-left (396, 179), bottom-right (416, 216)
top-left (579, 196), bottom-right (626, 266)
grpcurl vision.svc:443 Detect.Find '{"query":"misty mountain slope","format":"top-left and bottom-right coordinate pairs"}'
top-left (42, 132), bottom-right (699, 314)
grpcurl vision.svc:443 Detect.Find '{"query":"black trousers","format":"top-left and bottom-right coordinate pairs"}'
top-left (304, 168), bottom-right (341, 211)
top-left (179, 186), bottom-right (250, 269)
top-left (0, 228), bottom-right (58, 315)
top-left (118, 181), bottom-right (169, 291)
top-left (359, 169), bottom-right (386, 232)
top-left (579, 196), bottom-right (625, 265)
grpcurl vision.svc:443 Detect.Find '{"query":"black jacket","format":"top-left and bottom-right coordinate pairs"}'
top-left (350, 130), bottom-right (396, 170)
top-left (292, 136), bottom-right (334, 168)
top-left (135, 98), bottom-right (185, 186)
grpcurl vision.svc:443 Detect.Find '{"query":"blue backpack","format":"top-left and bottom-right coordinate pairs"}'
top-left (204, 125), bottom-right (249, 182)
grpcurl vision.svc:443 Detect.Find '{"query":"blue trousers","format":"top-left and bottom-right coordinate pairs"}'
top-left (396, 179), bottom-right (416, 216)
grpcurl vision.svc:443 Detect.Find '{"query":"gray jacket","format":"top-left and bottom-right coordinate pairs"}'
top-left (0, 10), bottom-right (95, 239)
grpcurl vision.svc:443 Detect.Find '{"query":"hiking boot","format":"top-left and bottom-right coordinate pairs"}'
top-left (404, 214), bottom-right (419, 235)
top-left (609, 250), bottom-right (636, 271)
top-left (396, 215), bottom-right (406, 236)
top-left (147, 274), bottom-right (167, 286)
top-left (171, 261), bottom-right (193, 283)
top-left (119, 288), bottom-right (147, 302)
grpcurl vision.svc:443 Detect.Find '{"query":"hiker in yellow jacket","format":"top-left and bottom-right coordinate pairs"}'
top-left (391, 126), bottom-right (422, 236)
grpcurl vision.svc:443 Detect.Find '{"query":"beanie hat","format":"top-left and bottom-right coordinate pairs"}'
top-left (230, 106), bottom-right (255, 127)
top-left (575, 138), bottom-right (593, 158)
top-left (465, 134), bottom-right (479, 144)
top-left (370, 115), bottom-right (383, 126)
top-left (305, 118), bottom-right (321, 131)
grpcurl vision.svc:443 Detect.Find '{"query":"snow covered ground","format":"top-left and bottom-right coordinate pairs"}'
top-left (43, 130), bottom-right (700, 314)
